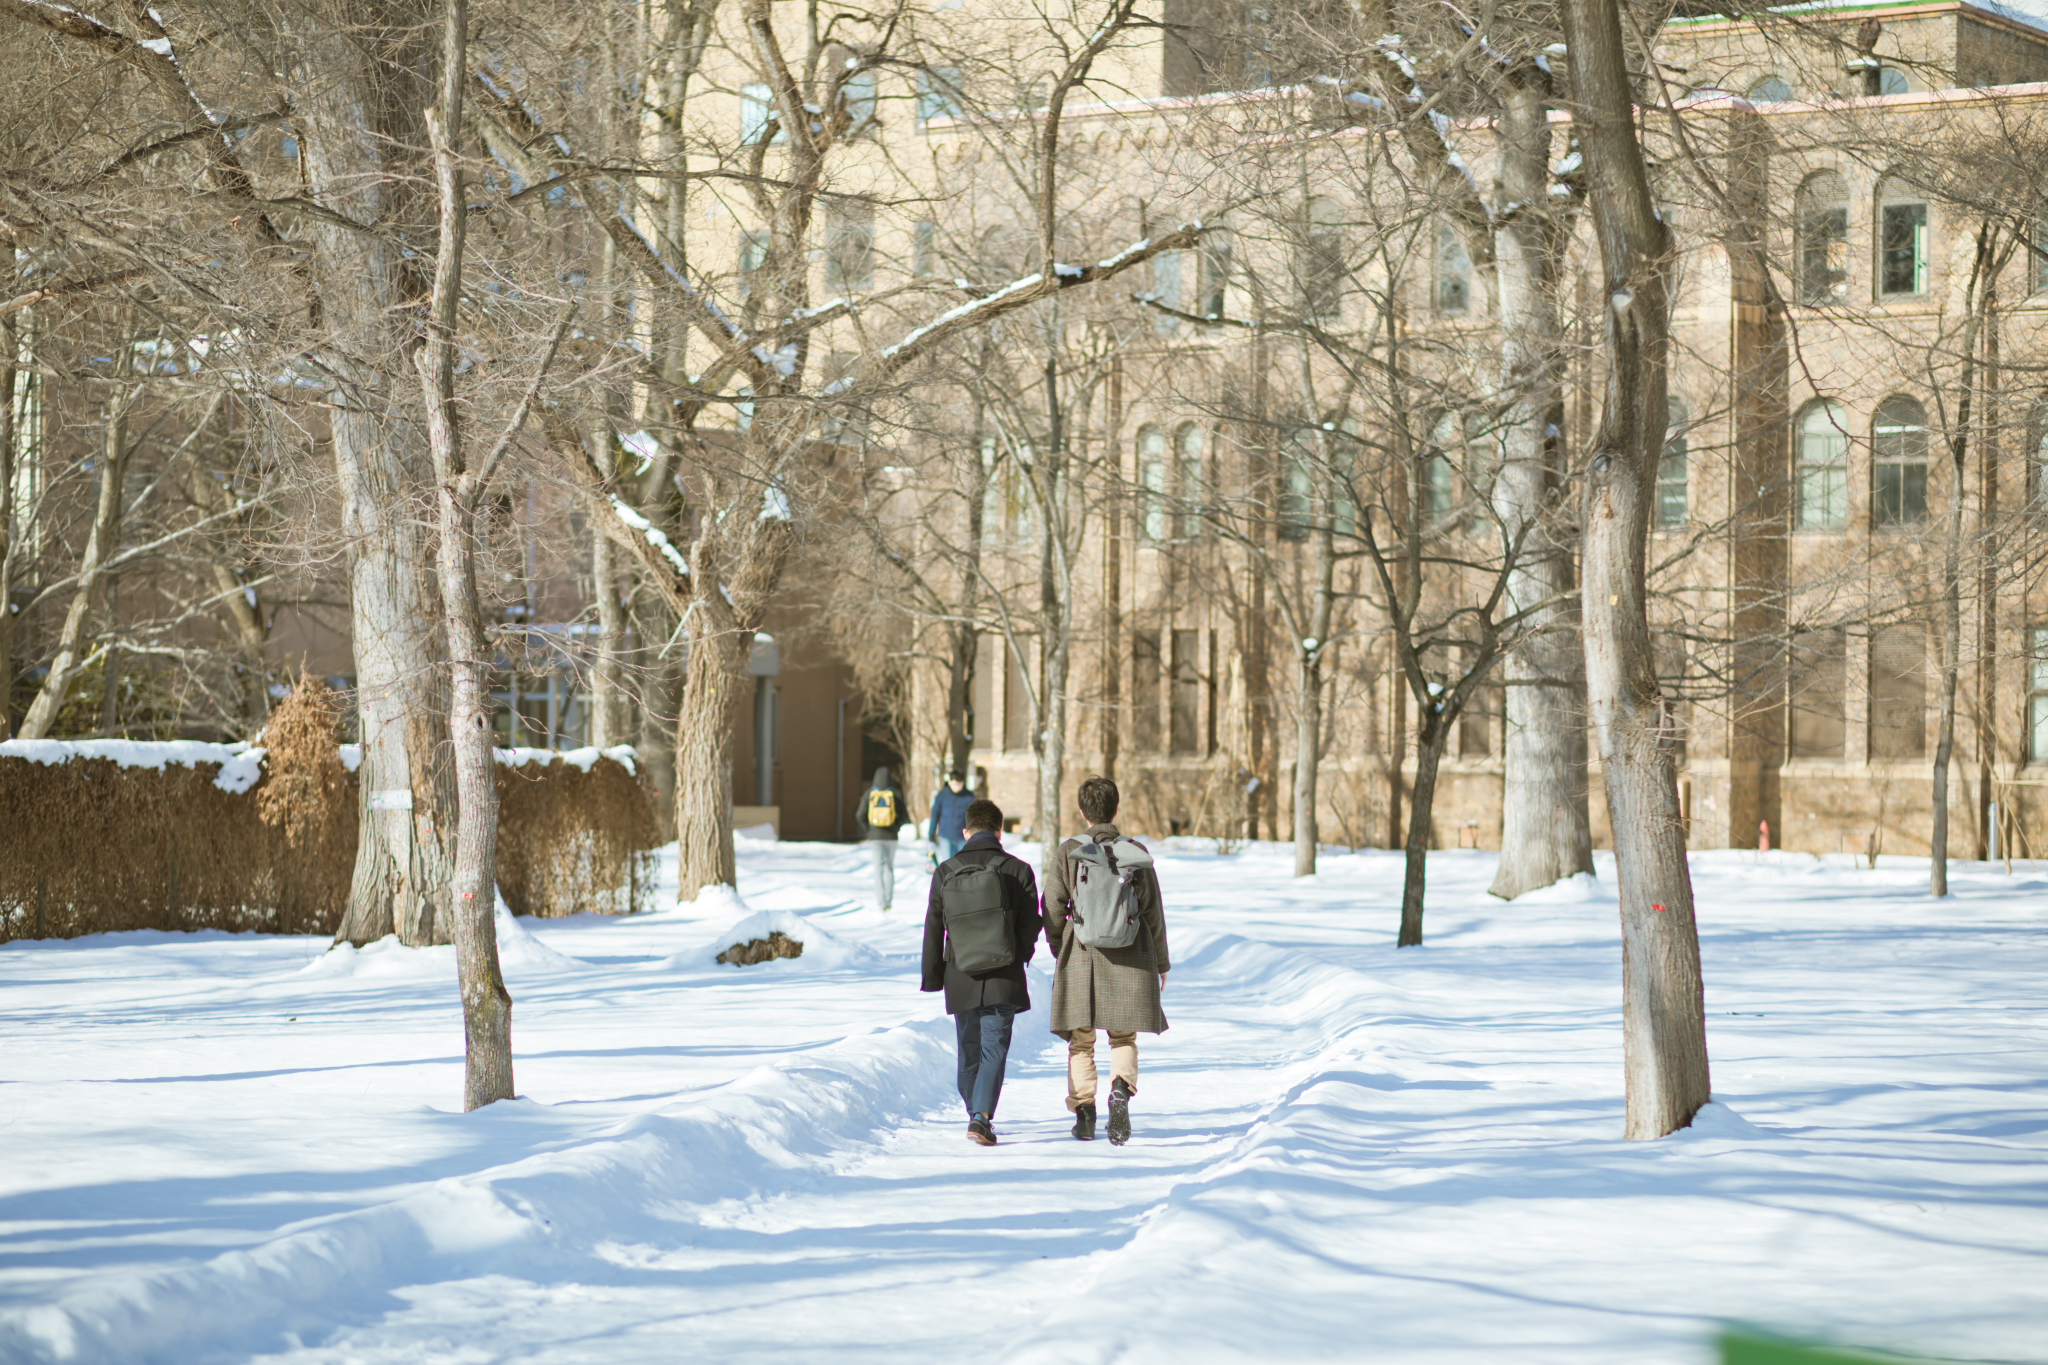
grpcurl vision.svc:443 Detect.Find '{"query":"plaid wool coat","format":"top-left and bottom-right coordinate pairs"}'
top-left (1041, 823), bottom-right (1170, 1035)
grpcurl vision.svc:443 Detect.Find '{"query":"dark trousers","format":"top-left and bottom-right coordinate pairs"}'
top-left (954, 1003), bottom-right (1019, 1119)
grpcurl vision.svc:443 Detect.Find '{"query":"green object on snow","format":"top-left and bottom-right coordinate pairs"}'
top-left (1720, 1333), bottom-right (1934, 1365)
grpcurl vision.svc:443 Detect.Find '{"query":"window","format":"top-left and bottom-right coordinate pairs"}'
top-left (1747, 74), bottom-right (1793, 102)
top-left (1198, 227), bottom-right (1231, 320)
top-left (740, 82), bottom-right (781, 146)
top-left (1788, 628), bottom-right (1846, 759)
top-left (1869, 624), bottom-right (1927, 759)
top-left (1169, 629), bottom-right (1205, 755)
top-left (1279, 431), bottom-right (1314, 540)
top-left (1132, 632), bottom-right (1162, 753)
top-left (1173, 424), bottom-right (1204, 538)
top-left (839, 66), bottom-right (876, 129)
top-left (2029, 625), bottom-right (2048, 763)
top-left (1422, 412), bottom-right (1463, 523)
top-left (912, 220), bottom-right (936, 277)
top-left (1878, 67), bottom-right (1910, 95)
top-left (1151, 250), bottom-right (1183, 334)
top-left (1877, 176), bottom-right (1929, 297)
top-left (1657, 398), bottom-right (1689, 528)
top-left (738, 230), bottom-right (769, 297)
top-left (2033, 217), bottom-right (2048, 295)
top-left (1138, 427), bottom-right (1167, 541)
top-left (1436, 223), bottom-right (1472, 316)
top-left (1302, 196), bottom-right (1344, 320)
top-left (1331, 422), bottom-right (1361, 537)
top-left (916, 65), bottom-right (963, 125)
top-left (1871, 396), bottom-right (1928, 526)
top-left (825, 202), bottom-right (874, 291)
top-left (1795, 171), bottom-right (1849, 305)
top-left (1796, 399), bottom-right (1849, 530)
top-left (2031, 406), bottom-right (2048, 522)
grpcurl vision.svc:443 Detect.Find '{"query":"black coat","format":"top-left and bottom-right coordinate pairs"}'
top-left (921, 832), bottom-right (1041, 1014)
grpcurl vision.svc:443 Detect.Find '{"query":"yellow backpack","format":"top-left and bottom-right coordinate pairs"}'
top-left (865, 788), bottom-right (898, 828)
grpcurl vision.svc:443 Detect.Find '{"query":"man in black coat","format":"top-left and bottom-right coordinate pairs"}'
top-left (921, 798), bottom-right (1041, 1145)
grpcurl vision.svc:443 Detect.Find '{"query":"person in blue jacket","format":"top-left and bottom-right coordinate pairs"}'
top-left (928, 769), bottom-right (973, 862)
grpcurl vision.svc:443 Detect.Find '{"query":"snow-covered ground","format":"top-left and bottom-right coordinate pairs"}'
top-left (2, 838), bottom-right (2044, 1364)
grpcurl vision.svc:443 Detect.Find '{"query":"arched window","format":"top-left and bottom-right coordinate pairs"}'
top-left (1747, 74), bottom-right (1793, 102)
top-left (1302, 196), bottom-right (1345, 320)
top-left (1173, 424), bottom-right (1205, 538)
top-left (1878, 67), bottom-right (1910, 95)
top-left (1435, 223), bottom-right (1472, 316)
top-left (1796, 399), bottom-right (1849, 530)
top-left (1876, 175), bottom-right (1929, 297)
top-left (1656, 398), bottom-right (1689, 528)
top-left (1872, 396), bottom-right (1928, 526)
top-left (1137, 427), bottom-right (1167, 541)
top-left (1795, 171), bottom-right (1850, 305)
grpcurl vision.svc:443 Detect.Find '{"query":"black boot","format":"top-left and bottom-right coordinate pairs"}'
top-left (968, 1113), bottom-right (997, 1145)
top-left (1107, 1078), bottom-right (1132, 1146)
top-left (1071, 1102), bottom-right (1097, 1141)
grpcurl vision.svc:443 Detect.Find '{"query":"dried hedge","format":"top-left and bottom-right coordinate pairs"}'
top-left (0, 746), bottom-right (660, 942)
top-left (495, 754), bottom-right (661, 918)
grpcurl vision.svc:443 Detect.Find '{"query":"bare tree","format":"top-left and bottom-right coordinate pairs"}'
top-left (1560, 0), bottom-right (1710, 1139)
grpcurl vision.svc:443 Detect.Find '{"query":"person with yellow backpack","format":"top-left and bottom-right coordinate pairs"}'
top-left (854, 766), bottom-right (910, 910)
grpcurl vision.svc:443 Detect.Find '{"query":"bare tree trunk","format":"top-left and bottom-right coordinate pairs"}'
top-left (588, 481), bottom-right (628, 749)
top-left (1031, 353), bottom-right (1073, 848)
top-left (1292, 513), bottom-right (1335, 878)
top-left (1930, 228), bottom-right (1997, 898)
top-left (297, 7), bottom-right (458, 950)
top-left (1397, 718), bottom-right (1448, 946)
top-left (1037, 623), bottom-right (1070, 846)
top-left (18, 385), bottom-right (135, 739)
top-left (1489, 71), bottom-right (1592, 900)
top-left (1561, 0), bottom-right (1710, 1139)
top-left (0, 314), bottom-right (18, 739)
top-left (945, 407), bottom-right (993, 776)
top-left (638, 594), bottom-right (682, 838)
top-left (674, 598), bottom-right (741, 897)
top-left (673, 508), bottom-right (790, 899)
top-left (414, 0), bottom-right (514, 1108)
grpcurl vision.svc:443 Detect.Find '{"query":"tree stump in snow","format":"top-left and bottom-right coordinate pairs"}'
top-left (716, 932), bottom-right (804, 966)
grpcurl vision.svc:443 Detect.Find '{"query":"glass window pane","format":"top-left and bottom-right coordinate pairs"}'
top-left (1797, 402), bottom-right (1848, 529)
top-left (1436, 224), bottom-right (1470, 316)
top-left (1657, 399), bottom-right (1688, 527)
top-left (1880, 201), bottom-right (1928, 296)
top-left (1796, 173), bottom-right (1849, 305)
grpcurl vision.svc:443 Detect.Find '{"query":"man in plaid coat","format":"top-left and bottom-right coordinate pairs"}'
top-left (1041, 775), bottom-right (1170, 1145)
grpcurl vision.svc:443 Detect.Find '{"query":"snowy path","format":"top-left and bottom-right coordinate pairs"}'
top-left (3, 841), bottom-right (2046, 1363)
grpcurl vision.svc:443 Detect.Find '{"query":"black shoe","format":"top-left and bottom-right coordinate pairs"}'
top-left (1071, 1103), bottom-right (1097, 1141)
top-left (1107, 1078), bottom-right (1132, 1146)
top-left (967, 1114), bottom-right (997, 1146)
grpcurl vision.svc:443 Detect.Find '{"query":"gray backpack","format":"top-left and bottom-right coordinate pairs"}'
top-left (1066, 837), bottom-right (1152, 950)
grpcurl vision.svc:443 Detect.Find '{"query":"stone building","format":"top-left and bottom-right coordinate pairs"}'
top-left (675, 0), bottom-right (2048, 859)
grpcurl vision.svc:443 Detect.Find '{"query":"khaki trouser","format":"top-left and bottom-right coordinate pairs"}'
top-left (1065, 1027), bottom-right (1138, 1112)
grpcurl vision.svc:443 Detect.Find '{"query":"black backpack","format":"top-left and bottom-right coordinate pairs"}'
top-left (937, 856), bottom-right (1016, 974)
